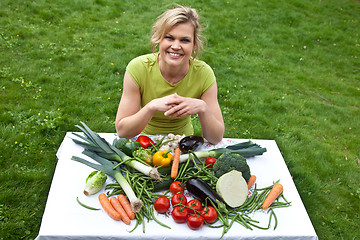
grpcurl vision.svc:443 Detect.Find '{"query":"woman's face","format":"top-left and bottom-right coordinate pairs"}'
top-left (159, 22), bottom-right (195, 68)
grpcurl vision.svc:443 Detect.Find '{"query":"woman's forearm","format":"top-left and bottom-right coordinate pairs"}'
top-left (115, 105), bottom-right (155, 139)
top-left (198, 111), bottom-right (224, 145)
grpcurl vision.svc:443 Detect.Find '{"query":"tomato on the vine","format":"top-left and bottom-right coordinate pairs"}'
top-left (172, 206), bottom-right (189, 223)
top-left (187, 214), bottom-right (204, 230)
top-left (205, 157), bottom-right (217, 168)
top-left (201, 206), bottom-right (218, 223)
top-left (171, 193), bottom-right (187, 206)
top-left (154, 196), bottom-right (170, 214)
top-left (170, 181), bottom-right (185, 194)
top-left (186, 199), bottom-right (202, 215)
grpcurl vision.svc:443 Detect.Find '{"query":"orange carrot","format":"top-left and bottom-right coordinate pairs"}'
top-left (98, 193), bottom-right (121, 221)
top-left (118, 194), bottom-right (135, 220)
top-left (110, 197), bottom-right (131, 225)
top-left (262, 183), bottom-right (283, 209)
top-left (247, 175), bottom-right (257, 190)
top-left (171, 148), bottom-right (181, 179)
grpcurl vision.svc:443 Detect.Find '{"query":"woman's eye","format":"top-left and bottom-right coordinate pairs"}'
top-left (182, 39), bottom-right (191, 42)
top-left (165, 36), bottom-right (173, 40)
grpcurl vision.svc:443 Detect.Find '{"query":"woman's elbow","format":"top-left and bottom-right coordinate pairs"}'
top-left (205, 129), bottom-right (224, 145)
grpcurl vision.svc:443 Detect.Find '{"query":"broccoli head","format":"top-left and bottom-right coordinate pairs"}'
top-left (212, 152), bottom-right (251, 181)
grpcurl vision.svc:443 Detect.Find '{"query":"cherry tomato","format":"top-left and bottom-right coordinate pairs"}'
top-left (187, 214), bottom-right (204, 230)
top-left (186, 199), bottom-right (203, 215)
top-left (154, 196), bottom-right (170, 214)
top-left (172, 206), bottom-right (189, 223)
top-left (171, 193), bottom-right (187, 206)
top-left (205, 157), bottom-right (217, 168)
top-left (201, 206), bottom-right (218, 223)
top-left (170, 181), bottom-right (185, 194)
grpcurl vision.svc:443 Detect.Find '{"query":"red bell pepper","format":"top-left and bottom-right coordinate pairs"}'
top-left (136, 135), bottom-right (154, 149)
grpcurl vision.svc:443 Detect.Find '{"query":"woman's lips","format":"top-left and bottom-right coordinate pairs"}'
top-left (168, 52), bottom-right (182, 58)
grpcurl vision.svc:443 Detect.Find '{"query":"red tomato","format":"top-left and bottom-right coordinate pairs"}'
top-left (172, 206), bottom-right (189, 223)
top-left (201, 206), bottom-right (218, 223)
top-left (154, 196), bottom-right (170, 214)
top-left (171, 193), bottom-right (187, 206)
top-left (136, 135), bottom-right (154, 149)
top-left (187, 214), bottom-right (204, 230)
top-left (170, 181), bottom-right (185, 194)
top-left (186, 199), bottom-right (203, 215)
top-left (205, 157), bottom-right (217, 168)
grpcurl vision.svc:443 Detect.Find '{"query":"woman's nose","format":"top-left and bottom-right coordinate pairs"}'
top-left (171, 40), bottom-right (181, 50)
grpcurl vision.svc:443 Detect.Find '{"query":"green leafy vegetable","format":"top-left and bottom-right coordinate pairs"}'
top-left (84, 170), bottom-right (107, 196)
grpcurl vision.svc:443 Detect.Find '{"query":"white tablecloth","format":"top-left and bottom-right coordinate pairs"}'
top-left (35, 132), bottom-right (318, 240)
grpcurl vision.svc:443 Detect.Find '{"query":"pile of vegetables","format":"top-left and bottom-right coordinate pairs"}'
top-left (71, 122), bottom-right (291, 237)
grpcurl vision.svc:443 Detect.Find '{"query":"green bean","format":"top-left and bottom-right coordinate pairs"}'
top-left (225, 213), bottom-right (239, 233)
top-left (76, 197), bottom-right (100, 211)
top-left (177, 157), bottom-right (190, 179)
top-left (254, 189), bottom-right (271, 211)
top-left (248, 221), bottom-right (270, 230)
top-left (129, 215), bottom-right (141, 233)
top-left (107, 189), bottom-right (122, 197)
top-left (248, 193), bottom-right (264, 212)
top-left (150, 207), bottom-right (171, 229)
top-left (141, 215), bottom-right (146, 233)
top-left (235, 214), bottom-right (253, 230)
top-left (270, 202), bottom-right (291, 209)
top-left (238, 192), bottom-right (258, 211)
top-left (270, 209), bottom-right (278, 230)
top-left (280, 192), bottom-right (290, 203)
top-left (205, 222), bottom-right (224, 228)
top-left (141, 208), bottom-right (151, 221)
top-left (105, 182), bottom-right (120, 189)
top-left (241, 214), bottom-right (260, 223)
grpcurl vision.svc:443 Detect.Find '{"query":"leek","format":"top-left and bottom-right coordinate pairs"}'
top-left (72, 122), bottom-right (161, 181)
top-left (71, 151), bottom-right (143, 212)
top-left (179, 140), bottom-right (267, 163)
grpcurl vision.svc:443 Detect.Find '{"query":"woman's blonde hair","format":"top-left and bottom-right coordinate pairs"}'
top-left (150, 5), bottom-right (204, 59)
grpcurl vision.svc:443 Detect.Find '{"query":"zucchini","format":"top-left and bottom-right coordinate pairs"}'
top-left (153, 177), bottom-right (173, 192)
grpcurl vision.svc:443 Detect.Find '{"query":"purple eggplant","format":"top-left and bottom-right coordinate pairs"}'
top-left (186, 177), bottom-right (224, 207)
top-left (179, 135), bottom-right (204, 154)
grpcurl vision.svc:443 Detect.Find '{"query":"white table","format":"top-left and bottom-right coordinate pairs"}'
top-left (35, 132), bottom-right (318, 240)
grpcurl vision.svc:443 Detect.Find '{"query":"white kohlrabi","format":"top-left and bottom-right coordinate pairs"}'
top-left (216, 170), bottom-right (248, 208)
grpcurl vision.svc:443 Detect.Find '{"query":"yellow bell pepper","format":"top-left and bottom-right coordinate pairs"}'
top-left (152, 150), bottom-right (173, 167)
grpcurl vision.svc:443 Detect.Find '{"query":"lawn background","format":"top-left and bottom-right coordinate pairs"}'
top-left (0, 0), bottom-right (359, 239)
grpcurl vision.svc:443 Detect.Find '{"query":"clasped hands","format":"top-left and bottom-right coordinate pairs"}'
top-left (151, 93), bottom-right (205, 118)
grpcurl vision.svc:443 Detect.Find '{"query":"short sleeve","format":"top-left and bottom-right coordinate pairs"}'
top-left (125, 56), bottom-right (144, 89)
top-left (201, 63), bottom-right (216, 95)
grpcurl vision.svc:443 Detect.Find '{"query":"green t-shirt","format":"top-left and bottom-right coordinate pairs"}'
top-left (126, 53), bottom-right (215, 135)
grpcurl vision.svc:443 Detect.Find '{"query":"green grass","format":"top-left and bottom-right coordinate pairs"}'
top-left (1, 0), bottom-right (359, 239)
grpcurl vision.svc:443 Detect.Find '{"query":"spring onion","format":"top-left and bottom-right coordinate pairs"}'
top-left (179, 140), bottom-right (267, 163)
top-left (72, 122), bottom-right (161, 181)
